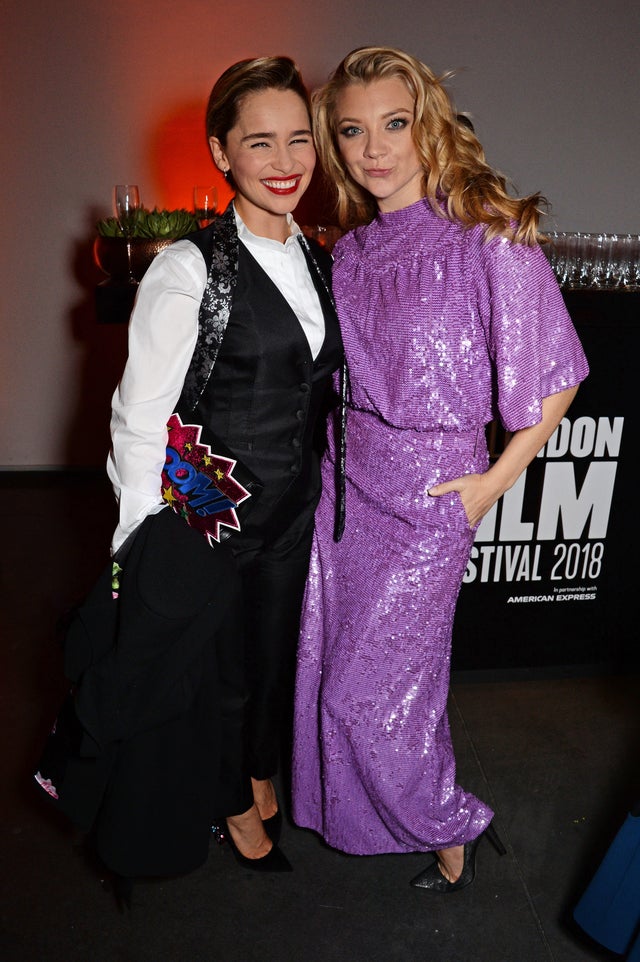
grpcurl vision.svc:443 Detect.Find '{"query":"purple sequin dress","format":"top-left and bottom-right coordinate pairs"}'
top-left (291, 199), bottom-right (589, 855)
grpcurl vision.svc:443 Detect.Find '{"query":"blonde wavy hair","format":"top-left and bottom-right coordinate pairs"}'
top-left (313, 46), bottom-right (546, 244)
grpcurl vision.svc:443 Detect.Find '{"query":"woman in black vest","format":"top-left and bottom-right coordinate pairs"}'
top-left (109, 56), bottom-right (343, 872)
top-left (35, 56), bottom-right (342, 896)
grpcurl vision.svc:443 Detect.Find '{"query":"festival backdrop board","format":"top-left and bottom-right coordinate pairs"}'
top-left (452, 291), bottom-right (637, 673)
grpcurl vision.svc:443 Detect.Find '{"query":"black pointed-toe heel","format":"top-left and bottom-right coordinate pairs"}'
top-left (262, 809), bottom-right (282, 845)
top-left (211, 821), bottom-right (292, 872)
top-left (410, 820), bottom-right (506, 893)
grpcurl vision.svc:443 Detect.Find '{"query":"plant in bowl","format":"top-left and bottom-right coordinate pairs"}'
top-left (94, 207), bottom-right (200, 283)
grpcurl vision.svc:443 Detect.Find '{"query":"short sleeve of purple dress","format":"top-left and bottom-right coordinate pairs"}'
top-left (291, 198), bottom-right (589, 855)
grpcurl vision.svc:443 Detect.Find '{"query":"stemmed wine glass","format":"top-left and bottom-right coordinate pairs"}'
top-left (193, 186), bottom-right (218, 228)
top-left (113, 184), bottom-right (141, 284)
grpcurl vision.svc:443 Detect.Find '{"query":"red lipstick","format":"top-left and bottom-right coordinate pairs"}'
top-left (261, 176), bottom-right (302, 195)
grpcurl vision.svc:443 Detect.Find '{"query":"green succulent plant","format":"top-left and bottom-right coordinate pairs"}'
top-left (96, 207), bottom-right (199, 239)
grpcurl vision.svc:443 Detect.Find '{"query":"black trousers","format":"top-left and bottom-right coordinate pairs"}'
top-left (93, 496), bottom-right (317, 862)
top-left (233, 495), bottom-right (316, 782)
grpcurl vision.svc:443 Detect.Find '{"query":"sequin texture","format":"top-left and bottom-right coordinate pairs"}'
top-left (291, 198), bottom-right (589, 855)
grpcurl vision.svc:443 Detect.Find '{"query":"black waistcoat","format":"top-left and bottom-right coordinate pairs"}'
top-left (175, 243), bottom-right (342, 543)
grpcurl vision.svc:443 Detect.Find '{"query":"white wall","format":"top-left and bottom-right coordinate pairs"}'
top-left (2, 0), bottom-right (639, 466)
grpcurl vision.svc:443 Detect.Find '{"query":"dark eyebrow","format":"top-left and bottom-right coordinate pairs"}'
top-left (240, 128), bottom-right (311, 142)
top-left (338, 107), bottom-right (413, 124)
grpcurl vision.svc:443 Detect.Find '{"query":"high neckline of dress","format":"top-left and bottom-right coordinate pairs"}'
top-left (365, 197), bottom-right (449, 242)
top-left (349, 197), bottom-right (447, 253)
top-left (374, 196), bottom-right (432, 227)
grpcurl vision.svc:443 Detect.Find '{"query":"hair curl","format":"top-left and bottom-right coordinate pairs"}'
top-left (313, 46), bottom-right (546, 244)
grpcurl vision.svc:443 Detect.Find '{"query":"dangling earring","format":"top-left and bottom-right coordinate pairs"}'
top-left (223, 168), bottom-right (231, 181)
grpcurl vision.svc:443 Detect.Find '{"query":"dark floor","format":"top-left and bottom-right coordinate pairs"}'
top-left (1, 472), bottom-right (638, 962)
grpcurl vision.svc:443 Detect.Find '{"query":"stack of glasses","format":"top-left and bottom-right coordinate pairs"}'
top-left (543, 232), bottom-right (640, 290)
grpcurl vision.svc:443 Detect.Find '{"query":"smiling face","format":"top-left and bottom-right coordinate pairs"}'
top-left (334, 77), bottom-right (424, 213)
top-left (209, 87), bottom-right (316, 240)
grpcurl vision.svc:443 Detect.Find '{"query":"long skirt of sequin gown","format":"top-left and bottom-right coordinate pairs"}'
top-left (291, 409), bottom-right (494, 855)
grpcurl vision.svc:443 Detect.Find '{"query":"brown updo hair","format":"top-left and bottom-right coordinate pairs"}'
top-left (206, 55), bottom-right (311, 146)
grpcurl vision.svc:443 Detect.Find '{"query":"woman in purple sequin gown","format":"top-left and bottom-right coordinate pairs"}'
top-left (291, 46), bottom-right (589, 891)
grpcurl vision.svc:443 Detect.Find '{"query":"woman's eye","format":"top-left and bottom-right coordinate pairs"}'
top-left (387, 118), bottom-right (408, 130)
top-left (338, 126), bottom-right (361, 138)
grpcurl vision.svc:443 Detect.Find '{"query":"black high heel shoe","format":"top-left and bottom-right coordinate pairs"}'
top-left (262, 809), bottom-right (282, 845)
top-left (410, 821), bottom-right (506, 893)
top-left (211, 821), bottom-right (292, 872)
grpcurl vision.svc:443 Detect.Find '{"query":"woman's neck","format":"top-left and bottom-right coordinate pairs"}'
top-left (233, 198), bottom-right (292, 244)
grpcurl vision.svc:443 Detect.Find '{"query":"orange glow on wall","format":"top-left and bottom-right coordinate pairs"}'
top-left (148, 101), bottom-right (234, 212)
